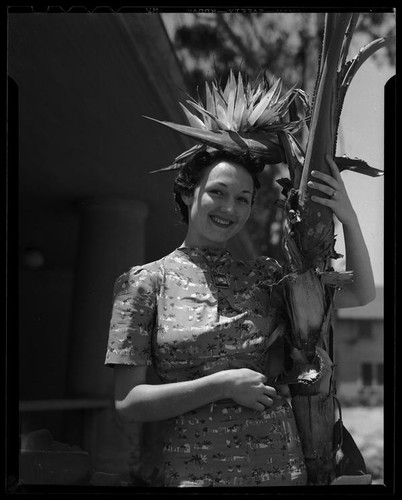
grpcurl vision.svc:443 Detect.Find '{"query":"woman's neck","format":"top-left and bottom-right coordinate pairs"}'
top-left (179, 239), bottom-right (227, 251)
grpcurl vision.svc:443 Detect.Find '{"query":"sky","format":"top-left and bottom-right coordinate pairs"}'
top-left (334, 54), bottom-right (394, 288)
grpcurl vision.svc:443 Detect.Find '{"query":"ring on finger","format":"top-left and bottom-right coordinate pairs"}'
top-left (331, 189), bottom-right (337, 198)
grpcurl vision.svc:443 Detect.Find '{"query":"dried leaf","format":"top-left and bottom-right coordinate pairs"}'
top-left (335, 156), bottom-right (384, 177)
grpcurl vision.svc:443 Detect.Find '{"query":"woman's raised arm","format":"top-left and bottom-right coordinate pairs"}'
top-left (308, 154), bottom-right (376, 309)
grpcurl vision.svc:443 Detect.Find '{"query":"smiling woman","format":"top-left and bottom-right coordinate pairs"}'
top-left (104, 71), bottom-right (376, 487)
top-left (172, 147), bottom-right (262, 224)
top-left (105, 147), bottom-right (311, 487)
top-left (180, 159), bottom-right (254, 248)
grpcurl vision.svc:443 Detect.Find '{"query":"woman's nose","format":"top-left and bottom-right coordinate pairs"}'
top-left (220, 199), bottom-right (236, 214)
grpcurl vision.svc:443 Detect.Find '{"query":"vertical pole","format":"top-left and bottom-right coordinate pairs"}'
top-left (65, 197), bottom-right (148, 478)
top-left (66, 196), bottom-right (148, 399)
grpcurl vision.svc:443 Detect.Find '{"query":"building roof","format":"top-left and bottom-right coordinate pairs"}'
top-left (336, 286), bottom-right (384, 319)
top-left (8, 13), bottom-right (196, 263)
top-left (8, 12), bottom-right (258, 263)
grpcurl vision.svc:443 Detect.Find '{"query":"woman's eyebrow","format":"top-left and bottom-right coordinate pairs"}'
top-left (210, 181), bottom-right (252, 194)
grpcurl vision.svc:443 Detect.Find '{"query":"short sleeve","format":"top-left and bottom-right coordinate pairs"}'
top-left (105, 265), bottom-right (160, 367)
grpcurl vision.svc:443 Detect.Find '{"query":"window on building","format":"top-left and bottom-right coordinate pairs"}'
top-left (361, 362), bottom-right (383, 386)
top-left (357, 320), bottom-right (373, 339)
top-left (361, 363), bottom-right (373, 386)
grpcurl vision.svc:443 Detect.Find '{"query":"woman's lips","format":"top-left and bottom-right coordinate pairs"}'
top-left (209, 215), bottom-right (235, 228)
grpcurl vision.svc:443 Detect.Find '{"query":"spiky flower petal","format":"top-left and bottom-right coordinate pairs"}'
top-left (188, 70), bottom-right (302, 133)
top-left (146, 70), bottom-right (308, 172)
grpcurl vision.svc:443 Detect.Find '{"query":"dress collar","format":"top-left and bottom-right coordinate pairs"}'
top-left (175, 246), bottom-right (232, 263)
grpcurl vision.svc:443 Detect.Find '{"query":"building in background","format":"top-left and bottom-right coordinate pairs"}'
top-left (334, 287), bottom-right (384, 406)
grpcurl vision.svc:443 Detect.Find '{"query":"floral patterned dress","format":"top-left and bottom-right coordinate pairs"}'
top-left (105, 247), bottom-right (307, 487)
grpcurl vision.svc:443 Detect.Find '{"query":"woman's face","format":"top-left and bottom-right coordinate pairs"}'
top-left (182, 160), bottom-right (254, 248)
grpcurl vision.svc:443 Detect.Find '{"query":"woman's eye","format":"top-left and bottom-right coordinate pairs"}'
top-left (238, 197), bottom-right (250, 204)
top-left (210, 189), bottom-right (223, 196)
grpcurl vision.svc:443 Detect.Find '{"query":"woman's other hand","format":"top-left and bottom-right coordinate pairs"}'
top-left (222, 368), bottom-right (278, 412)
top-left (308, 154), bottom-right (358, 227)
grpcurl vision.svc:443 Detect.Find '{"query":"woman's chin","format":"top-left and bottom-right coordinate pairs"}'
top-left (206, 231), bottom-right (238, 246)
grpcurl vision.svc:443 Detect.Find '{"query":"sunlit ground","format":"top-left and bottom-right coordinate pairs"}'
top-left (341, 406), bottom-right (384, 484)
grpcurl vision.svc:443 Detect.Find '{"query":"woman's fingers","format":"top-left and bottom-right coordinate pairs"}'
top-left (256, 385), bottom-right (277, 409)
top-left (254, 401), bottom-right (266, 412)
top-left (309, 155), bottom-right (343, 188)
top-left (308, 155), bottom-right (347, 203)
top-left (311, 194), bottom-right (332, 206)
top-left (310, 169), bottom-right (337, 188)
top-left (259, 395), bottom-right (274, 407)
top-left (263, 385), bottom-right (277, 398)
top-left (231, 370), bottom-right (280, 411)
top-left (325, 154), bottom-right (343, 180)
top-left (308, 179), bottom-right (336, 197)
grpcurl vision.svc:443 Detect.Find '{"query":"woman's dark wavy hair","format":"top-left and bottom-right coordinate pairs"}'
top-left (173, 147), bottom-right (265, 224)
